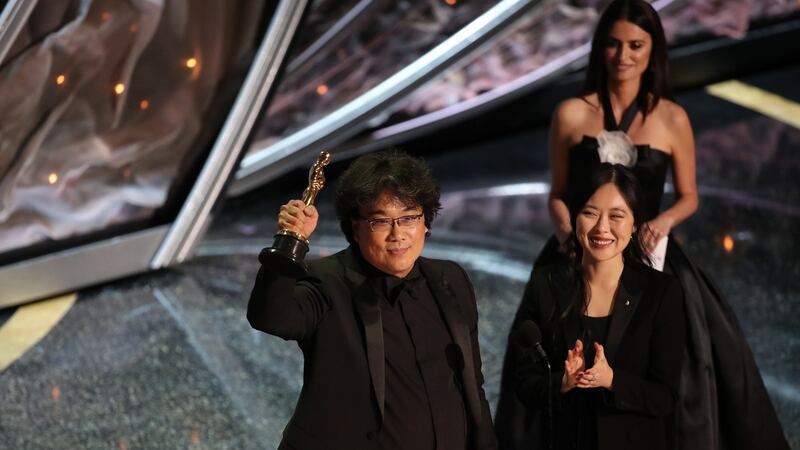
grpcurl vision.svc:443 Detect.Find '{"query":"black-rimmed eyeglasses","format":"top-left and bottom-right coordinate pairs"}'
top-left (360, 214), bottom-right (423, 232)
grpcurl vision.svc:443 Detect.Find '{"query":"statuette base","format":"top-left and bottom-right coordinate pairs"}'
top-left (258, 232), bottom-right (310, 278)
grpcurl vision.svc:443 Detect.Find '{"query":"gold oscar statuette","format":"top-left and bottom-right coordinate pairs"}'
top-left (258, 151), bottom-right (331, 277)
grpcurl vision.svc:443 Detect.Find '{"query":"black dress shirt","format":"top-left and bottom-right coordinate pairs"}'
top-left (377, 263), bottom-right (468, 450)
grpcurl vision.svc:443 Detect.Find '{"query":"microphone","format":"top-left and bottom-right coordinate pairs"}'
top-left (514, 320), bottom-right (549, 365)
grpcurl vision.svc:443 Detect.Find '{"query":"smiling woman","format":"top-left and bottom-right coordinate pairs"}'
top-left (495, 1), bottom-right (790, 448)
top-left (512, 164), bottom-right (685, 450)
top-left (575, 183), bottom-right (636, 266)
top-left (553, 164), bottom-right (648, 325)
top-left (603, 20), bottom-right (653, 84)
top-left (570, 164), bottom-right (648, 270)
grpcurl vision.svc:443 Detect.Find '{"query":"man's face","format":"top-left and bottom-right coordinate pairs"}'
top-left (352, 192), bottom-right (427, 278)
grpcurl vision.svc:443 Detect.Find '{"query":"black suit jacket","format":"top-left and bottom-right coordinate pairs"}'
top-left (248, 246), bottom-right (497, 450)
top-left (514, 262), bottom-right (686, 450)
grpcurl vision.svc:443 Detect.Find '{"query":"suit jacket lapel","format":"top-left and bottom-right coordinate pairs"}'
top-left (418, 259), bottom-right (482, 425)
top-left (343, 248), bottom-right (386, 422)
top-left (605, 263), bottom-right (644, 362)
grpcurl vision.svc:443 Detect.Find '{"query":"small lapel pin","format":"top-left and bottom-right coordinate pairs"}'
top-left (624, 299), bottom-right (631, 307)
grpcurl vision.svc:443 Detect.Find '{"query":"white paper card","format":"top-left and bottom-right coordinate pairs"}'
top-left (648, 235), bottom-right (668, 272)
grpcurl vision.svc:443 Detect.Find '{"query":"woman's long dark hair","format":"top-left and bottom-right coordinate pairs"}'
top-left (556, 163), bottom-right (650, 323)
top-left (581, 0), bottom-right (672, 118)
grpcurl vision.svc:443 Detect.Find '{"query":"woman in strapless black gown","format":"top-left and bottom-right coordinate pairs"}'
top-left (494, 1), bottom-right (789, 449)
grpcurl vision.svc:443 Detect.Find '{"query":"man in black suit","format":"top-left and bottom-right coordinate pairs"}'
top-left (248, 150), bottom-right (497, 450)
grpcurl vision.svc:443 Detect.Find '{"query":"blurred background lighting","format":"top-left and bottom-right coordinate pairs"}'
top-left (723, 234), bottom-right (735, 253)
top-left (50, 385), bottom-right (61, 401)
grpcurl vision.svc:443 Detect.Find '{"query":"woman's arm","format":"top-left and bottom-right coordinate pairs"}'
top-left (548, 101), bottom-right (582, 245)
top-left (644, 104), bottom-right (699, 250)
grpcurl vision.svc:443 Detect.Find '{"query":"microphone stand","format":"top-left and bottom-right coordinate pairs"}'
top-left (545, 358), bottom-right (553, 450)
top-left (532, 344), bottom-right (553, 450)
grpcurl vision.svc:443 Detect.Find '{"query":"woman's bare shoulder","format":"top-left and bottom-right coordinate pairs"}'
top-left (649, 98), bottom-right (694, 155)
top-left (554, 95), bottom-right (598, 127)
top-left (654, 98), bottom-right (692, 130)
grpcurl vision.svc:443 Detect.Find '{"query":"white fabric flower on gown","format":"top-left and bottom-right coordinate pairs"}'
top-left (597, 130), bottom-right (638, 167)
